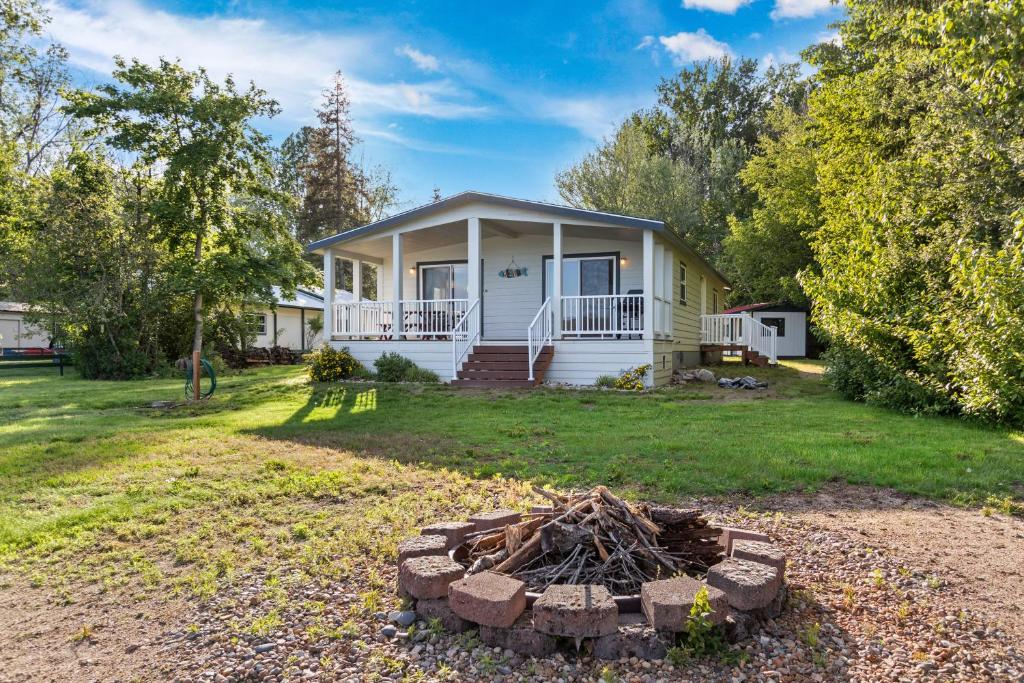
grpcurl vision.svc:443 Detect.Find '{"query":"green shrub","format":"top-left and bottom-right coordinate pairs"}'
top-left (614, 364), bottom-right (651, 391)
top-left (371, 352), bottom-right (439, 383)
top-left (822, 344), bottom-right (953, 416)
top-left (403, 366), bottom-right (440, 383)
top-left (594, 374), bottom-right (617, 388)
top-left (307, 345), bottom-right (362, 382)
top-left (373, 352), bottom-right (416, 382)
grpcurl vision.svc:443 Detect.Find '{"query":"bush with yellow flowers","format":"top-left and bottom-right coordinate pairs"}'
top-left (614, 363), bottom-right (651, 391)
top-left (307, 345), bottom-right (362, 382)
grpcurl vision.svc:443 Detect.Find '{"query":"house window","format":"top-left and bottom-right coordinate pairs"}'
top-left (249, 313), bottom-right (268, 335)
top-left (712, 290), bottom-right (719, 313)
top-left (361, 262), bottom-right (379, 301)
top-left (542, 254), bottom-right (617, 299)
top-left (761, 317), bottom-right (786, 337)
top-left (418, 262), bottom-right (468, 300)
top-left (679, 263), bottom-right (687, 304)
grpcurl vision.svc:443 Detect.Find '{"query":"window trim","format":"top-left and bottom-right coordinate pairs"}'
top-left (249, 313), bottom-right (268, 336)
top-left (760, 316), bottom-right (787, 338)
top-left (679, 262), bottom-right (687, 305)
top-left (416, 259), bottom-right (468, 300)
top-left (540, 252), bottom-right (621, 301)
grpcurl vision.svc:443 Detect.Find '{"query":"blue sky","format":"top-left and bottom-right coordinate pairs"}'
top-left (47, 0), bottom-right (843, 208)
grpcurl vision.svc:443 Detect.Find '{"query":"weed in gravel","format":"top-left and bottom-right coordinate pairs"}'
top-left (897, 601), bottom-right (912, 622)
top-left (800, 622), bottom-right (821, 648)
top-left (599, 666), bottom-right (619, 683)
top-left (841, 583), bottom-right (856, 609)
top-left (869, 568), bottom-right (886, 588)
top-left (70, 624), bottom-right (92, 642)
top-left (248, 610), bottom-right (282, 637)
top-left (926, 575), bottom-right (941, 590)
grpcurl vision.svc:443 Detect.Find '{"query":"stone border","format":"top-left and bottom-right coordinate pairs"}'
top-left (396, 513), bottom-right (787, 659)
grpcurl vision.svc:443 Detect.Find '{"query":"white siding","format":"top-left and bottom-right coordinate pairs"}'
top-left (253, 307), bottom-right (323, 350)
top-left (0, 313), bottom-right (50, 348)
top-left (331, 338), bottom-right (654, 385)
top-left (752, 310), bottom-right (806, 357)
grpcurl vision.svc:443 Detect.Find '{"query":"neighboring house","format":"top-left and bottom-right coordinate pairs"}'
top-left (721, 302), bottom-right (813, 358)
top-left (307, 191), bottom-right (778, 387)
top-left (0, 302), bottom-right (52, 350)
top-left (249, 287), bottom-right (325, 351)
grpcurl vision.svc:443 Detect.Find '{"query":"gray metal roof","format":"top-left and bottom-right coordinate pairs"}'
top-left (272, 287), bottom-right (324, 310)
top-left (305, 191), bottom-right (664, 252)
top-left (305, 190), bottom-right (730, 286)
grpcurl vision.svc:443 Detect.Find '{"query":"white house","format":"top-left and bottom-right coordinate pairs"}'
top-left (249, 287), bottom-right (324, 351)
top-left (0, 302), bottom-right (52, 350)
top-left (307, 192), bottom-right (777, 387)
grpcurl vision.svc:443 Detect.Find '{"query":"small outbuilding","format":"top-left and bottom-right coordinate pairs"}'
top-left (0, 302), bottom-right (52, 350)
top-left (720, 302), bottom-right (817, 359)
top-left (249, 287), bottom-right (325, 352)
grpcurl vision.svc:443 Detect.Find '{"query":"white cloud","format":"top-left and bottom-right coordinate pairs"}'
top-left (43, 0), bottom-right (482, 122)
top-left (396, 45), bottom-right (441, 72)
top-left (658, 30), bottom-right (730, 63)
top-left (530, 93), bottom-right (650, 141)
top-left (682, 0), bottom-right (752, 14)
top-left (635, 35), bottom-right (655, 50)
top-left (816, 30), bottom-right (842, 45)
top-left (770, 0), bottom-right (836, 20)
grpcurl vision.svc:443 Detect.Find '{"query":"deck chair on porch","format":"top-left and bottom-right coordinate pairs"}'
top-left (618, 289), bottom-right (643, 339)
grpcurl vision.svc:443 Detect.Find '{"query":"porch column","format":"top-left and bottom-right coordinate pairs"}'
top-left (322, 248), bottom-right (334, 342)
top-left (552, 221), bottom-right (562, 338)
top-left (642, 230), bottom-right (654, 341)
top-left (392, 233), bottom-right (403, 339)
top-left (352, 258), bottom-right (362, 302)
top-left (467, 218), bottom-right (481, 330)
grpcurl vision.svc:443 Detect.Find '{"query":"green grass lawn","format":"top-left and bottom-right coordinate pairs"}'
top-left (1, 362), bottom-right (1021, 600)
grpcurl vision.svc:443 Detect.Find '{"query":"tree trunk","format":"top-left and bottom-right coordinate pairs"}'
top-left (191, 233), bottom-right (204, 354)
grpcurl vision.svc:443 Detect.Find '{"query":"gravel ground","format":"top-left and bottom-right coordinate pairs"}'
top-left (157, 507), bottom-right (1024, 682)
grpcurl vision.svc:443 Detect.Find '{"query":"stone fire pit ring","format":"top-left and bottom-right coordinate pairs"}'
top-left (395, 507), bottom-right (789, 660)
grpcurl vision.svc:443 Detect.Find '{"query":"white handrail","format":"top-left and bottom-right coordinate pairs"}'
top-left (451, 299), bottom-right (480, 378)
top-left (700, 313), bottom-right (777, 364)
top-left (527, 297), bottom-right (553, 381)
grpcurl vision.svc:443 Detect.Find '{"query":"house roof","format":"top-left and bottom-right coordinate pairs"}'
top-left (272, 287), bottom-right (324, 310)
top-left (305, 190), bottom-right (731, 286)
top-left (0, 301), bottom-right (30, 313)
top-left (722, 301), bottom-right (808, 314)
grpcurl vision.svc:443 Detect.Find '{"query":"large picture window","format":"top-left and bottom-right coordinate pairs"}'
top-left (541, 254), bottom-right (617, 300)
top-left (418, 262), bottom-right (468, 300)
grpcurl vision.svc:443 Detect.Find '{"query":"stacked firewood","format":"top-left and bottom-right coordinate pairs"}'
top-left (457, 486), bottom-right (723, 595)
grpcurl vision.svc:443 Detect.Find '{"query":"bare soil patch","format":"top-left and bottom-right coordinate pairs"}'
top-left (735, 484), bottom-right (1024, 640)
top-left (0, 578), bottom-right (185, 683)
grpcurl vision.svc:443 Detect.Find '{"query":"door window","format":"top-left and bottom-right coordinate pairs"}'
top-left (419, 263), bottom-right (467, 299)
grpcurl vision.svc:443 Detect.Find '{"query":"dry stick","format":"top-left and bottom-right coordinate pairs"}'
top-left (493, 534), bottom-right (542, 574)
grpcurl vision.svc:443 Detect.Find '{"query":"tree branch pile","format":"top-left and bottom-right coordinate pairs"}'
top-left (456, 486), bottom-right (723, 595)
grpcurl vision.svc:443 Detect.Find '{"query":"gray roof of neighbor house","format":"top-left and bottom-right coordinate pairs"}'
top-left (305, 190), bottom-right (730, 286)
top-left (272, 287), bottom-right (324, 310)
top-left (0, 301), bottom-right (31, 313)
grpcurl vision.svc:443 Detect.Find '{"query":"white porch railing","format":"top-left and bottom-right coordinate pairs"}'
top-left (332, 299), bottom-right (468, 339)
top-left (333, 301), bottom-right (394, 338)
top-left (560, 294), bottom-right (644, 338)
top-left (527, 298), bottom-right (553, 381)
top-left (451, 299), bottom-right (480, 377)
top-left (700, 313), bottom-right (778, 364)
top-left (402, 299), bottom-right (468, 339)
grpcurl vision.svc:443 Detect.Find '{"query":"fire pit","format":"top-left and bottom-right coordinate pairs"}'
top-left (396, 487), bottom-right (787, 660)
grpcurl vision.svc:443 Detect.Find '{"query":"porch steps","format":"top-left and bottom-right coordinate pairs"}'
top-left (451, 345), bottom-right (554, 388)
top-left (700, 344), bottom-right (771, 367)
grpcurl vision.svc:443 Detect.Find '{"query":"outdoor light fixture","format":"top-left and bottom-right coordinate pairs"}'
top-left (408, 267), bottom-right (415, 275)
top-left (619, 256), bottom-right (628, 266)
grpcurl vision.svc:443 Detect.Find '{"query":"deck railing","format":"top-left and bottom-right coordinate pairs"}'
top-left (560, 294), bottom-right (644, 338)
top-left (700, 313), bottom-right (777, 364)
top-left (333, 301), bottom-right (394, 338)
top-left (527, 297), bottom-right (553, 381)
top-left (451, 299), bottom-right (480, 377)
top-left (332, 299), bottom-right (468, 339)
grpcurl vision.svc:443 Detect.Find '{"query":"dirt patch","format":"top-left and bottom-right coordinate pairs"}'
top-left (731, 484), bottom-right (1024, 640)
top-left (0, 578), bottom-right (186, 683)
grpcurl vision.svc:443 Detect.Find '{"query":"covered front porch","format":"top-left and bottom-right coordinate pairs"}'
top-left (321, 217), bottom-right (674, 346)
